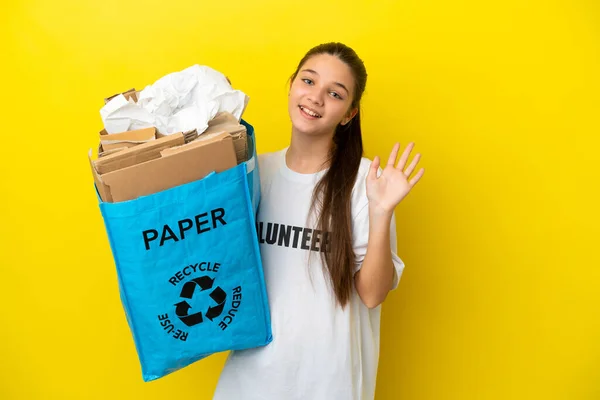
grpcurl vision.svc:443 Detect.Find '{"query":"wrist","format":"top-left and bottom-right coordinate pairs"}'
top-left (368, 205), bottom-right (393, 231)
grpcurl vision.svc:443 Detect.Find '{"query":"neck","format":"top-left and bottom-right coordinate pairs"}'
top-left (286, 128), bottom-right (334, 174)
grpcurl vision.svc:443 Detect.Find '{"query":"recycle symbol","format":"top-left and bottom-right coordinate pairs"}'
top-left (174, 276), bottom-right (226, 327)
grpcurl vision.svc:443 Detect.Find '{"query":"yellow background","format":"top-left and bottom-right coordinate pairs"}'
top-left (1, 0), bottom-right (599, 399)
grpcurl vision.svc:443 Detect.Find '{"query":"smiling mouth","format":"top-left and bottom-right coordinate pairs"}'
top-left (299, 105), bottom-right (322, 118)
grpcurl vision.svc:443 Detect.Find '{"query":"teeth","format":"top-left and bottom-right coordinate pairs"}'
top-left (300, 106), bottom-right (321, 118)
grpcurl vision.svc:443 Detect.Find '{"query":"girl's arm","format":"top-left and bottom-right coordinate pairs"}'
top-left (354, 142), bottom-right (425, 308)
top-left (354, 208), bottom-right (396, 308)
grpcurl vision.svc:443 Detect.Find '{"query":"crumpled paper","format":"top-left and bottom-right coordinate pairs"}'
top-left (100, 65), bottom-right (248, 135)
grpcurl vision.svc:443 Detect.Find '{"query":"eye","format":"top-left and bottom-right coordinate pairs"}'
top-left (330, 91), bottom-right (343, 100)
top-left (302, 78), bottom-right (313, 85)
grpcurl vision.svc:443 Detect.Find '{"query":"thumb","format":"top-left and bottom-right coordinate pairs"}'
top-left (368, 156), bottom-right (380, 181)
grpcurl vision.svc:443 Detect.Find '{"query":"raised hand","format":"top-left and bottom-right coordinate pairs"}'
top-left (366, 142), bottom-right (425, 213)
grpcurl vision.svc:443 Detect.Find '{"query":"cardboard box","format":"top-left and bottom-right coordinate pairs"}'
top-left (90, 132), bottom-right (237, 203)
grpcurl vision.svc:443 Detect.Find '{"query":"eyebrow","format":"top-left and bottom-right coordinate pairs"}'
top-left (301, 68), bottom-right (350, 95)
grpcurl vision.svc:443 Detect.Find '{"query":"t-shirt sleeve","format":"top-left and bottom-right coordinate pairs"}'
top-left (352, 202), bottom-right (406, 291)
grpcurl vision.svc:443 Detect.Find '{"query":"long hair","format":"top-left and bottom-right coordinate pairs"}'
top-left (290, 42), bottom-right (367, 308)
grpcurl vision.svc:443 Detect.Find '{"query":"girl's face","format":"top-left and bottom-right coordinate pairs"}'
top-left (288, 53), bottom-right (357, 138)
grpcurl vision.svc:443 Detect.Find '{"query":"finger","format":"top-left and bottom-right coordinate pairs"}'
top-left (386, 143), bottom-right (400, 167)
top-left (368, 156), bottom-right (380, 180)
top-left (404, 153), bottom-right (421, 177)
top-left (397, 142), bottom-right (414, 172)
top-left (409, 168), bottom-right (425, 186)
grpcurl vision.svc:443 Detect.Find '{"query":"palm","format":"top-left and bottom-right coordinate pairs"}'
top-left (366, 142), bottom-right (425, 213)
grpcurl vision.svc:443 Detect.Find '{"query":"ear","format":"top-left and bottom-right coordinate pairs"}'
top-left (341, 107), bottom-right (358, 126)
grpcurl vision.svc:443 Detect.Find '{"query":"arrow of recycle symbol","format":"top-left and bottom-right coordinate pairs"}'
top-left (174, 276), bottom-right (227, 327)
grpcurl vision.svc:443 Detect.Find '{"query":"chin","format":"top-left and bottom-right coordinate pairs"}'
top-left (290, 110), bottom-right (331, 137)
top-left (292, 120), bottom-right (320, 136)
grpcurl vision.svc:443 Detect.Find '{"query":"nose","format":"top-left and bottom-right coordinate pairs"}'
top-left (307, 87), bottom-right (325, 107)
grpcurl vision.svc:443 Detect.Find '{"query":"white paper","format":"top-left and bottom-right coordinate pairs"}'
top-left (100, 65), bottom-right (249, 135)
top-left (99, 95), bottom-right (155, 134)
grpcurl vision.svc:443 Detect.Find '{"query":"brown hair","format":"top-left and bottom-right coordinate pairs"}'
top-left (290, 42), bottom-right (367, 308)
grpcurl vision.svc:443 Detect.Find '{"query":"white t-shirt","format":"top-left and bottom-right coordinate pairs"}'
top-left (213, 149), bottom-right (405, 400)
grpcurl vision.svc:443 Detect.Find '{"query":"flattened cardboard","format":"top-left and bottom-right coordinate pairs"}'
top-left (160, 132), bottom-right (230, 157)
top-left (232, 133), bottom-right (248, 164)
top-left (90, 133), bottom-right (237, 203)
top-left (104, 88), bottom-right (138, 104)
top-left (99, 146), bottom-right (130, 157)
top-left (100, 127), bottom-right (156, 144)
top-left (94, 133), bottom-right (185, 175)
top-left (97, 128), bottom-right (196, 157)
top-left (206, 112), bottom-right (246, 134)
top-left (101, 142), bottom-right (138, 152)
top-left (203, 112), bottom-right (248, 163)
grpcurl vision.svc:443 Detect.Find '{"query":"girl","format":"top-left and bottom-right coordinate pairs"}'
top-left (213, 42), bottom-right (424, 400)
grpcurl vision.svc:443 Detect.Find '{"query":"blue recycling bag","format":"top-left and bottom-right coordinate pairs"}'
top-left (97, 121), bottom-right (272, 381)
